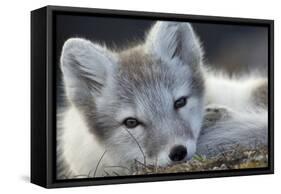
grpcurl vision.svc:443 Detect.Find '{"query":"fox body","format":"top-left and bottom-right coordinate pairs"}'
top-left (57, 22), bottom-right (268, 178)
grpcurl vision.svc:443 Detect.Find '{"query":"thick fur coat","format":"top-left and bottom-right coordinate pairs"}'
top-left (57, 21), bottom-right (268, 178)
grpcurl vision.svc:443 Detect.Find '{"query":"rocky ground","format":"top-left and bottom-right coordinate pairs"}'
top-left (67, 146), bottom-right (268, 178)
top-left (132, 146), bottom-right (268, 175)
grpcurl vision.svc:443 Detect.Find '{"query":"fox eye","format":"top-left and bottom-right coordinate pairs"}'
top-left (174, 96), bottom-right (188, 109)
top-left (123, 118), bottom-right (139, 128)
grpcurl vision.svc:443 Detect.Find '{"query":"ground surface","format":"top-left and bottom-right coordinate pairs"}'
top-left (132, 146), bottom-right (268, 175)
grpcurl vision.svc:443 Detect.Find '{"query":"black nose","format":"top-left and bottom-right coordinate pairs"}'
top-left (169, 145), bottom-right (187, 162)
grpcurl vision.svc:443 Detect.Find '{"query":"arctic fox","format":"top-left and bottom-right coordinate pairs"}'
top-left (57, 21), bottom-right (268, 178)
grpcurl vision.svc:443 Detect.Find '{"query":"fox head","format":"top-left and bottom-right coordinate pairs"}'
top-left (61, 21), bottom-right (205, 167)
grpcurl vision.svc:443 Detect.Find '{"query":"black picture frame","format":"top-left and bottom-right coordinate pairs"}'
top-left (31, 5), bottom-right (274, 188)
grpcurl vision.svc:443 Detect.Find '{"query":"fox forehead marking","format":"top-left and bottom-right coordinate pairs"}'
top-left (116, 46), bottom-right (204, 99)
top-left (119, 46), bottom-right (151, 68)
top-left (118, 46), bottom-right (185, 88)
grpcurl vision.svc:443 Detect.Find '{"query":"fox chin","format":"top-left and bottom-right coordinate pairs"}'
top-left (57, 21), bottom-right (268, 179)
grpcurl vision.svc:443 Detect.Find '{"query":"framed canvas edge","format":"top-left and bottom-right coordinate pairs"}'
top-left (31, 5), bottom-right (274, 188)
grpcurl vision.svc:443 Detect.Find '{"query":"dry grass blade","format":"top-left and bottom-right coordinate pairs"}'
top-left (104, 165), bottom-right (131, 171)
top-left (93, 150), bottom-right (107, 177)
top-left (123, 128), bottom-right (147, 166)
top-left (112, 171), bottom-right (120, 176)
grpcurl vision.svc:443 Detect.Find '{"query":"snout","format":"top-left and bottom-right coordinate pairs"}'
top-left (169, 145), bottom-right (187, 162)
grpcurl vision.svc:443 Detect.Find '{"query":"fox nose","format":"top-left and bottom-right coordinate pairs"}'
top-left (169, 145), bottom-right (187, 162)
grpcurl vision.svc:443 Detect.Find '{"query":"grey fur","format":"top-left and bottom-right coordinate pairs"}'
top-left (57, 21), bottom-right (268, 178)
top-left (198, 105), bottom-right (268, 156)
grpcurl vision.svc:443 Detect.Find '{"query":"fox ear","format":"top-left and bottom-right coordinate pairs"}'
top-left (60, 38), bottom-right (115, 106)
top-left (145, 21), bottom-right (203, 66)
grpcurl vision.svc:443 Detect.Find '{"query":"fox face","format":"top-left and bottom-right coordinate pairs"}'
top-left (61, 22), bottom-right (205, 167)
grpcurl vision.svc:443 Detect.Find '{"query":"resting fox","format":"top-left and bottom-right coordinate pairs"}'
top-left (57, 21), bottom-right (268, 178)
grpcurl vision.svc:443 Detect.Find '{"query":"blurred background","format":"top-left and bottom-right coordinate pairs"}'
top-left (55, 14), bottom-right (268, 104)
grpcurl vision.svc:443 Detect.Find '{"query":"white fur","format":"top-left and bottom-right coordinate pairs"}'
top-left (205, 72), bottom-right (266, 110)
top-left (58, 22), bottom-right (268, 178)
top-left (60, 107), bottom-right (110, 177)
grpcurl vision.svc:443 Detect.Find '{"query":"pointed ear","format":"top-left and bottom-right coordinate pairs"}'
top-left (60, 38), bottom-right (115, 106)
top-left (145, 21), bottom-right (203, 66)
